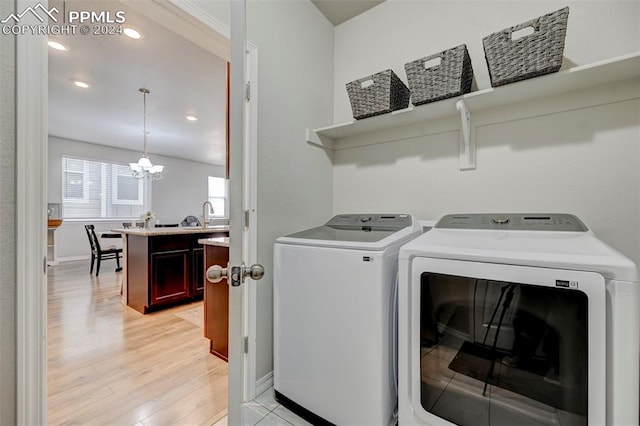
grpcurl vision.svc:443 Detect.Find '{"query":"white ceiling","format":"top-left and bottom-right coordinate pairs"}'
top-left (48, 0), bottom-right (228, 166)
top-left (47, 0), bottom-right (383, 167)
top-left (311, 0), bottom-right (385, 26)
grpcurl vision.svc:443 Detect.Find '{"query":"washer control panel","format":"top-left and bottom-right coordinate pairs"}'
top-left (327, 214), bottom-right (412, 230)
top-left (435, 213), bottom-right (588, 232)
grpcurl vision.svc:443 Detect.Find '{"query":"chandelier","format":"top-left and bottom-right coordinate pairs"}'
top-left (130, 88), bottom-right (164, 180)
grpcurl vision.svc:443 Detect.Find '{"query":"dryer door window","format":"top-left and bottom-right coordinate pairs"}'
top-left (421, 275), bottom-right (587, 425)
top-left (409, 259), bottom-right (606, 426)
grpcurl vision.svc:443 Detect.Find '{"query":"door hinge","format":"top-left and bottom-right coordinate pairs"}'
top-left (244, 209), bottom-right (250, 228)
top-left (245, 81), bottom-right (250, 101)
top-left (243, 336), bottom-right (249, 354)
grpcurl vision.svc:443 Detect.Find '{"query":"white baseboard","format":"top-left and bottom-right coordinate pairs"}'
top-left (255, 371), bottom-right (273, 396)
top-left (57, 255), bottom-right (90, 263)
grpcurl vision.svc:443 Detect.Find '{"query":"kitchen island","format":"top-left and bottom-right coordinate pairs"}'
top-left (116, 226), bottom-right (229, 314)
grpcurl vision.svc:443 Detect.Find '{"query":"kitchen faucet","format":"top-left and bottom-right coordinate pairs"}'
top-left (202, 201), bottom-right (214, 228)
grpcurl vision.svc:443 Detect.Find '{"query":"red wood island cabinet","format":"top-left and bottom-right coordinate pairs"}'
top-left (200, 237), bottom-right (230, 361)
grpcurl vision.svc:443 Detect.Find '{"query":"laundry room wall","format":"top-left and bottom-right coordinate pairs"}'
top-left (330, 1), bottom-right (640, 266)
top-left (191, 0), bottom-right (335, 386)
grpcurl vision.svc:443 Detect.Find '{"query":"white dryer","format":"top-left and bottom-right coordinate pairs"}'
top-left (274, 214), bottom-right (421, 425)
top-left (398, 213), bottom-right (640, 426)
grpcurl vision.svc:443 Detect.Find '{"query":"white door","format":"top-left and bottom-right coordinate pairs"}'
top-left (225, 2), bottom-right (261, 424)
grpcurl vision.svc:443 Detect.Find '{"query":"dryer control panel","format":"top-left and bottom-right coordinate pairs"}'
top-left (435, 213), bottom-right (588, 232)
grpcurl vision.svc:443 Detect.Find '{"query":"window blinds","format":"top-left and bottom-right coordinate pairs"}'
top-left (62, 156), bottom-right (148, 220)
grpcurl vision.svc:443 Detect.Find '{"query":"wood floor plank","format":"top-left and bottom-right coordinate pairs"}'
top-left (123, 371), bottom-right (228, 426)
top-left (47, 260), bottom-right (228, 426)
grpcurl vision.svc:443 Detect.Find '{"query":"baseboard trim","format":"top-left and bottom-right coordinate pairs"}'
top-left (57, 255), bottom-right (90, 263)
top-left (255, 371), bottom-right (273, 396)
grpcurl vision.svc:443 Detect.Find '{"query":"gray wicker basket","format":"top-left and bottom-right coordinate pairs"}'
top-left (404, 44), bottom-right (474, 106)
top-left (346, 70), bottom-right (410, 120)
top-left (483, 7), bottom-right (569, 87)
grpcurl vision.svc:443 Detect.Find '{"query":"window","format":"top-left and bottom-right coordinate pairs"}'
top-left (112, 164), bottom-right (144, 205)
top-left (207, 176), bottom-right (228, 219)
top-left (62, 158), bottom-right (89, 202)
top-left (62, 156), bottom-right (149, 219)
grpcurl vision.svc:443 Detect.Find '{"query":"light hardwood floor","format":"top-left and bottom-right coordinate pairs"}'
top-left (47, 260), bottom-right (228, 425)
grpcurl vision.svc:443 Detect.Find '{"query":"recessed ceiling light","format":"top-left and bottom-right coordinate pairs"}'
top-left (48, 40), bottom-right (68, 51)
top-left (186, 115), bottom-right (198, 121)
top-left (71, 79), bottom-right (90, 89)
top-left (123, 27), bottom-right (142, 39)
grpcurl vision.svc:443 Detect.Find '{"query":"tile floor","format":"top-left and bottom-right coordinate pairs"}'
top-left (213, 386), bottom-right (312, 426)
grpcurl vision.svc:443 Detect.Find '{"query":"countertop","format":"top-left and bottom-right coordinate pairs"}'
top-left (198, 237), bottom-right (229, 247)
top-left (112, 225), bottom-right (229, 236)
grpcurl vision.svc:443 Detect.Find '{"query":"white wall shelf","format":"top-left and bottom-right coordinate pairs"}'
top-left (47, 228), bottom-right (58, 266)
top-left (307, 52), bottom-right (640, 169)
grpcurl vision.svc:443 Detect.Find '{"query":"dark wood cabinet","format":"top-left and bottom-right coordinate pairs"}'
top-left (151, 249), bottom-right (190, 305)
top-left (204, 243), bottom-right (230, 361)
top-left (193, 247), bottom-right (205, 295)
top-left (125, 230), bottom-right (227, 314)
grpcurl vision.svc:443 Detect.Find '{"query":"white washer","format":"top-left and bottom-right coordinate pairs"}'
top-left (398, 213), bottom-right (640, 426)
top-left (274, 214), bottom-right (421, 425)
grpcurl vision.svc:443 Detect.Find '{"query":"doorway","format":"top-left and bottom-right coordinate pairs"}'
top-left (17, 0), bottom-right (257, 422)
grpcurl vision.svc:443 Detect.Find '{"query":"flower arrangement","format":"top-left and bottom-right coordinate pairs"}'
top-left (141, 211), bottom-right (155, 228)
top-left (141, 211), bottom-right (155, 221)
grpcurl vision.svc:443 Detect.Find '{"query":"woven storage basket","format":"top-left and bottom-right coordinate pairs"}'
top-left (404, 44), bottom-right (474, 106)
top-left (346, 70), bottom-right (410, 120)
top-left (483, 7), bottom-right (569, 87)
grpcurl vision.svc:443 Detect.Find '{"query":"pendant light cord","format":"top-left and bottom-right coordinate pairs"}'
top-left (141, 88), bottom-right (149, 157)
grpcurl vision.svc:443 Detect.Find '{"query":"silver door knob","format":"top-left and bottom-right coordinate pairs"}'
top-left (246, 264), bottom-right (264, 281)
top-left (206, 265), bottom-right (228, 283)
top-left (207, 263), bottom-right (265, 286)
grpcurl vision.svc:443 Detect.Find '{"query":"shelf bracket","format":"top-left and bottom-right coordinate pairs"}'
top-left (456, 99), bottom-right (475, 170)
top-left (306, 129), bottom-right (335, 151)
